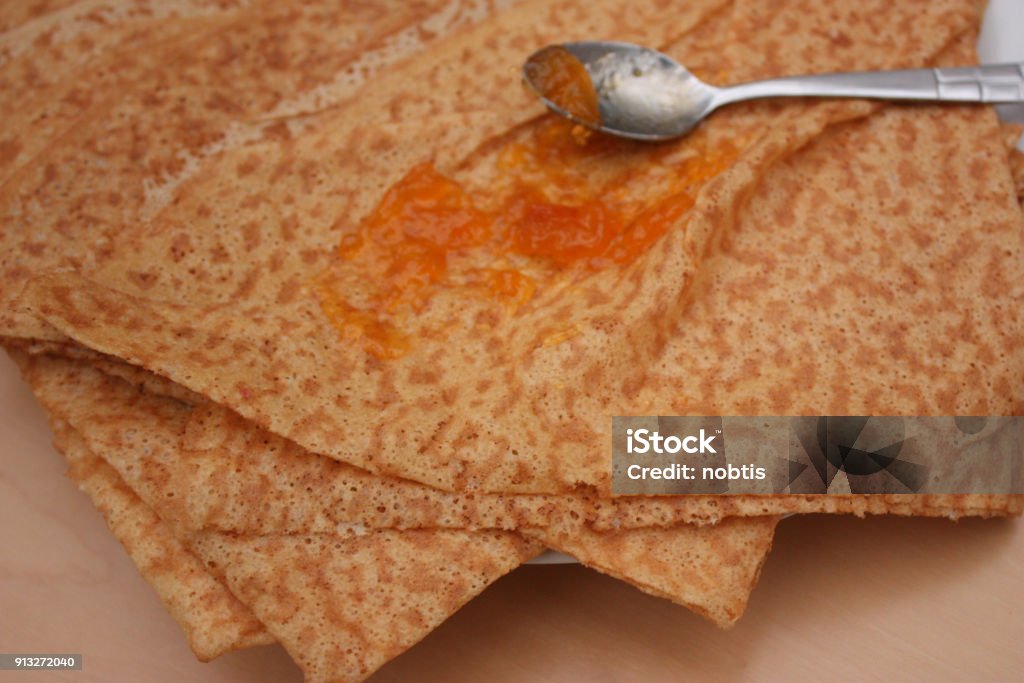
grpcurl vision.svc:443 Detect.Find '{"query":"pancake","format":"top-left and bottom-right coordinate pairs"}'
top-left (52, 423), bottom-right (274, 661)
top-left (0, 0), bottom-right (729, 343)
top-left (2, 0), bottom-right (1022, 678)
top-left (13, 351), bottom-right (549, 680)
top-left (16, 350), bottom-right (780, 626)
top-left (15, 349), bottom-right (1015, 547)
top-left (12, 0), bottom-right (1011, 501)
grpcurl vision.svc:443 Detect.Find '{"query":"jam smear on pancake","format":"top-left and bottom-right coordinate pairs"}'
top-left (317, 118), bottom-right (737, 358)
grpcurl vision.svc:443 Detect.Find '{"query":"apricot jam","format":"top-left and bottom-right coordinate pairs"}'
top-left (317, 117), bottom-right (738, 358)
top-left (523, 46), bottom-right (601, 127)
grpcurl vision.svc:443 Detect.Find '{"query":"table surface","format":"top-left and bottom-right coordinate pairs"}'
top-left (3, 3), bottom-right (1024, 681)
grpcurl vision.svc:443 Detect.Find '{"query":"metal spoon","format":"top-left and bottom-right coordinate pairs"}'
top-left (523, 41), bottom-right (1024, 141)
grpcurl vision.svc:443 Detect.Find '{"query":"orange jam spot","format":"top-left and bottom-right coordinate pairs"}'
top-left (468, 268), bottom-right (538, 313)
top-left (315, 276), bottom-right (409, 359)
top-left (524, 46), bottom-right (601, 127)
top-left (364, 162), bottom-right (491, 250)
top-left (604, 192), bottom-right (696, 265)
top-left (318, 117), bottom-right (740, 358)
top-left (338, 163), bottom-right (492, 310)
top-left (503, 189), bottom-right (623, 267)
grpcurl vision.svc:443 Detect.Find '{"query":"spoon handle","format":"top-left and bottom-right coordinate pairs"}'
top-left (716, 63), bottom-right (1024, 107)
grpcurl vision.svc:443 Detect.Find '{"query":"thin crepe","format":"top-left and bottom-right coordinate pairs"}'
top-left (17, 350), bottom-right (780, 626)
top-left (15, 352), bottom-right (552, 681)
top-left (53, 431), bottom-right (548, 681)
top-left (17, 349), bottom-right (1016, 552)
top-left (13, 1), bottom-right (1021, 500)
top-left (520, 516), bottom-right (775, 626)
top-left (0, 0), bottom-right (730, 342)
top-left (187, 529), bottom-right (538, 682)
top-left (0, 0), bottom-right (839, 489)
top-left (52, 423), bottom-right (274, 661)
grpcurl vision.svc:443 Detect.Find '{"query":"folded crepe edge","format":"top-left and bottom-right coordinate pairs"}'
top-left (525, 516), bottom-right (778, 628)
top-left (187, 528), bottom-right (542, 682)
top-left (46, 417), bottom-right (276, 661)
top-left (12, 342), bottom-right (1020, 528)
top-left (9, 347), bottom-right (552, 680)
top-left (11, 347), bottom-right (779, 631)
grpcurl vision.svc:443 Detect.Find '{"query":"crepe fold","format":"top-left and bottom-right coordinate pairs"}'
top-left (17, 350), bottom-right (779, 628)
top-left (52, 425), bottom-right (276, 661)
top-left (60, 435), bottom-right (543, 683)
top-left (14, 351), bottom-right (551, 681)
top-left (13, 346), bottom-right (1017, 539)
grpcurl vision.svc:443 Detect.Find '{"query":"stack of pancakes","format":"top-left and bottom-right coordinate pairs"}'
top-left (1, 1), bottom-right (1021, 680)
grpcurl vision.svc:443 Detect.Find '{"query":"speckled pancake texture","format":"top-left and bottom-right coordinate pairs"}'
top-left (8, 0), bottom-right (1023, 499)
top-left (17, 351), bottom-right (779, 631)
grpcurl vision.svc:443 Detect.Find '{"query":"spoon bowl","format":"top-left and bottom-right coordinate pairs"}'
top-left (561, 41), bottom-right (715, 140)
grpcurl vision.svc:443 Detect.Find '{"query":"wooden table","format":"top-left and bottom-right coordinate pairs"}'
top-left (1, 352), bottom-right (1021, 682)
